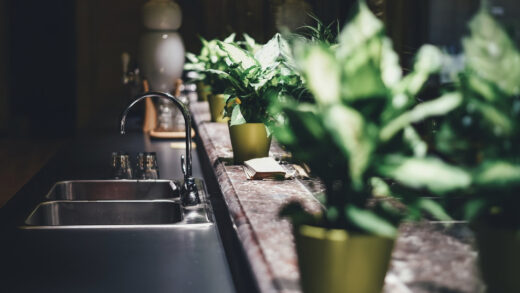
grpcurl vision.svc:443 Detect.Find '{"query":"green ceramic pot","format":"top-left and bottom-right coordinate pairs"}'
top-left (474, 223), bottom-right (520, 293)
top-left (294, 225), bottom-right (395, 293)
top-left (208, 94), bottom-right (228, 123)
top-left (228, 123), bottom-right (271, 164)
top-left (196, 81), bottom-right (211, 102)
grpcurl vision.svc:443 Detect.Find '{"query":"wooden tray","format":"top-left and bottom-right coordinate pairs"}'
top-left (149, 129), bottom-right (196, 139)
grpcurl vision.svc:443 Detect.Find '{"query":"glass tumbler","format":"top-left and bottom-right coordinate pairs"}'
top-left (111, 152), bottom-right (133, 179)
top-left (135, 152), bottom-right (160, 179)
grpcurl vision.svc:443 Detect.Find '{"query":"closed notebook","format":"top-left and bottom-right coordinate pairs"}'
top-left (243, 157), bottom-right (286, 180)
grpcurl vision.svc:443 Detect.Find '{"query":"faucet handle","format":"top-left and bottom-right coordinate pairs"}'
top-left (181, 154), bottom-right (186, 177)
top-left (181, 177), bottom-right (201, 206)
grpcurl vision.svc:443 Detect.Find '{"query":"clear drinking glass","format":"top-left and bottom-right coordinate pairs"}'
top-left (111, 152), bottom-right (133, 179)
top-left (135, 152), bottom-right (160, 179)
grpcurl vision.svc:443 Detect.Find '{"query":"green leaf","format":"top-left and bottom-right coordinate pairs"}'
top-left (284, 104), bottom-right (326, 142)
top-left (470, 98), bottom-right (513, 136)
top-left (380, 92), bottom-right (463, 142)
top-left (466, 74), bottom-right (498, 102)
top-left (272, 103), bottom-right (330, 166)
top-left (272, 122), bottom-right (296, 146)
top-left (416, 198), bottom-right (452, 221)
top-left (337, 1), bottom-right (384, 59)
top-left (414, 44), bottom-right (443, 74)
top-left (264, 124), bottom-right (273, 138)
top-left (254, 33), bottom-right (291, 69)
top-left (184, 62), bottom-right (204, 72)
top-left (380, 38), bottom-right (402, 89)
top-left (323, 104), bottom-right (374, 189)
top-left (370, 177), bottom-right (392, 197)
top-left (204, 69), bottom-right (245, 91)
top-left (334, 2), bottom-right (398, 100)
top-left (299, 45), bottom-right (340, 104)
top-left (218, 41), bottom-right (258, 69)
top-left (378, 156), bottom-right (472, 195)
top-left (186, 52), bottom-right (199, 64)
top-left (473, 161), bottom-right (520, 188)
top-left (230, 104), bottom-right (247, 126)
top-left (463, 9), bottom-right (520, 97)
top-left (340, 40), bottom-right (388, 100)
top-left (223, 33), bottom-right (236, 43)
top-left (394, 45), bottom-right (443, 97)
top-left (345, 205), bottom-right (397, 238)
top-left (464, 198), bottom-right (487, 222)
top-left (403, 126), bottom-right (427, 157)
top-left (243, 33), bottom-right (261, 54)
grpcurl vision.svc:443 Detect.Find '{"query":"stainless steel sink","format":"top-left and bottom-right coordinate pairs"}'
top-left (22, 179), bottom-right (211, 229)
top-left (46, 180), bottom-right (179, 200)
top-left (24, 200), bottom-right (183, 226)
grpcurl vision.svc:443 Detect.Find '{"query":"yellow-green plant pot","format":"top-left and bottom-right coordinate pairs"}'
top-left (197, 82), bottom-right (211, 102)
top-left (474, 223), bottom-right (520, 293)
top-left (208, 94), bottom-right (228, 123)
top-left (228, 123), bottom-right (271, 164)
top-left (294, 225), bottom-right (395, 293)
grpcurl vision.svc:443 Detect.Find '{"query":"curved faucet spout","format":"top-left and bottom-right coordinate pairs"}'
top-left (120, 91), bottom-right (200, 206)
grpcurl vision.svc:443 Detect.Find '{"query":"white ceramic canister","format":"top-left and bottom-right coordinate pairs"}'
top-left (139, 0), bottom-right (184, 92)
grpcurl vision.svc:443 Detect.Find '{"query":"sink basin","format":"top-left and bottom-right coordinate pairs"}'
top-left (46, 180), bottom-right (179, 200)
top-left (24, 200), bottom-right (183, 226)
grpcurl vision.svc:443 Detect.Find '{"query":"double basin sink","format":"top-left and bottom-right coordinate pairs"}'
top-left (22, 179), bottom-right (211, 228)
top-left (11, 180), bottom-right (238, 293)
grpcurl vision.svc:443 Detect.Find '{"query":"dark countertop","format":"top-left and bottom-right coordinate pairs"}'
top-left (0, 133), bottom-right (236, 293)
top-left (191, 102), bottom-right (485, 293)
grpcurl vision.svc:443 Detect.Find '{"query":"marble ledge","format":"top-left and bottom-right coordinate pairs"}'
top-left (190, 102), bottom-right (484, 293)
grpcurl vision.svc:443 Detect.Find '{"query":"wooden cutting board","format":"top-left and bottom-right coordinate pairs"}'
top-left (149, 129), bottom-right (196, 139)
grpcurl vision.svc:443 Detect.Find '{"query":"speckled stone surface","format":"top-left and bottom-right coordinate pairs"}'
top-left (191, 102), bottom-right (484, 293)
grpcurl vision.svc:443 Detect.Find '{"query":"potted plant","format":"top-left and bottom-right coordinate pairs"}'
top-left (297, 14), bottom-right (339, 46)
top-left (185, 34), bottom-right (235, 122)
top-left (204, 33), bottom-right (305, 163)
top-left (424, 7), bottom-right (520, 293)
top-left (271, 2), bottom-right (468, 292)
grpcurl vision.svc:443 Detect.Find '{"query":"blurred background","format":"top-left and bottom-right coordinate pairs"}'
top-left (0, 0), bottom-right (518, 205)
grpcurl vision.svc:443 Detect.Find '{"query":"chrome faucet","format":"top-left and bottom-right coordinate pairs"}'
top-left (120, 91), bottom-right (200, 206)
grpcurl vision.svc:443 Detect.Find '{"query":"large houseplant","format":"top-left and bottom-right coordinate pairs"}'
top-left (204, 33), bottom-right (305, 163)
top-left (426, 7), bottom-right (520, 293)
top-left (271, 2), bottom-right (467, 292)
top-left (185, 34), bottom-right (235, 122)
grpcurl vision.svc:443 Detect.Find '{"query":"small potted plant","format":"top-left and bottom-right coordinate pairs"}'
top-left (271, 2), bottom-right (468, 292)
top-left (204, 33), bottom-right (305, 163)
top-left (185, 34), bottom-right (235, 122)
top-left (426, 7), bottom-right (520, 293)
top-left (297, 14), bottom-right (339, 46)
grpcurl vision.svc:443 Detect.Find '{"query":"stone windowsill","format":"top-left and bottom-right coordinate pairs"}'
top-left (190, 101), bottom-right (483, 293)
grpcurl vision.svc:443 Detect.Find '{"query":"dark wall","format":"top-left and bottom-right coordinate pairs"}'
top-left (75, 0), bottom-right (144, 132)
top-left (387, 0), bottom-right (519, 59)
top-left (0, 0), bottom-right (7, 133)
top-left (180, 0), bottom-right (356, 46)
top-left (7, 0), bottom-right (76, 138)
top-left (2, 0), bottom-right (518, 137)
top-left (74, 0), bottom-right (358, 133)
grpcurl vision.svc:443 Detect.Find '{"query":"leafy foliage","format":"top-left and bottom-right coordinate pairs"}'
top-left (275, 1), bottom-right (461, 237)
top-left (297, 14), bottom-right (340, 46)
top-left (430, 7), bottom-right (520, 228)
top-left (184, 33), bottom-right (237, 93)
top-left (202, 33), bottom-right (305, 129)
top-left (239, 33), bottom-right (263, 54)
